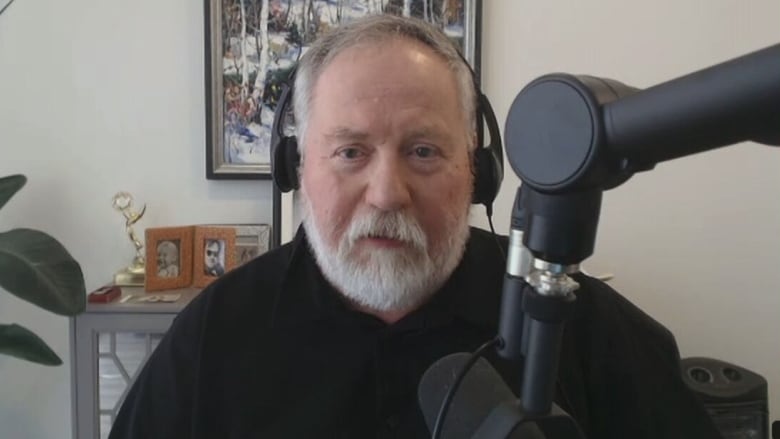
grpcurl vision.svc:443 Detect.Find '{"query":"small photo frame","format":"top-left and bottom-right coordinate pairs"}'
top-left (217, 224), bottom-right (271, 267)
top-left (145, 226), bottom-right (194, 291)
top-left (193, 226), bottom-right (237, 288)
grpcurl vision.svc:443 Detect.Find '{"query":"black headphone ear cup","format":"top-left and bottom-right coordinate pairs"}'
top-left (270, 67), bottom-right (300, 193)
top-left (271, 135), bottom-right (291, 192)
top-left (471, 91), bottom-right (504, 207)
top-left (283, 136), bottom-right (301, 191)
top-left (472, 146), bottom-right (499, 206)
top-left (272, 135), bottom-right (300, 192)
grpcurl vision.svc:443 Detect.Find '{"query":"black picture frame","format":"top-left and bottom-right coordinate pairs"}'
top-left (205, 0), bottom-right (482, 180)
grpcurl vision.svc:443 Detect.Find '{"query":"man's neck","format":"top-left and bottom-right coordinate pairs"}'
top-left (350, 301), bottom-right (417, 325)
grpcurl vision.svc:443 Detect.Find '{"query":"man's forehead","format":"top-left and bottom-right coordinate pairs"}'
top-left (316, 37), bottom-right (452, 84)
top-left (322, 35), bottom-right (433, 66)
top-left (312, 46), bottom-right (458, 109)
top-left (323, 124), bottom-right (447, 141)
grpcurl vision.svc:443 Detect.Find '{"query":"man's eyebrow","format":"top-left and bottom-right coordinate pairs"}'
top-left (323, 127), bottom-right (371, 142)
top-left (404, 126), bottom-right (446, 140)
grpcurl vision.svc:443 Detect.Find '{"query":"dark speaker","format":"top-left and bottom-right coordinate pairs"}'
top-left (681, 357), bottom-right (768, 439)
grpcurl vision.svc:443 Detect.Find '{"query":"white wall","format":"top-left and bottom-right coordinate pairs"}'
top-left (0, 0), bottom-right (777, 437)
top-left (478, 0), bottom-right (780, 426)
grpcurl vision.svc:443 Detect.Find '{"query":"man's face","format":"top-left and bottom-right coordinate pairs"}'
top-left (205, 242), bottom-right (220, 269)
top-left (300, 38), bottom-right (473, 312)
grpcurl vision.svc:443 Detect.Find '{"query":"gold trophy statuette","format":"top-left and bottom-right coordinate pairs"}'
top-left (112, 192), bottom-right (146, 286)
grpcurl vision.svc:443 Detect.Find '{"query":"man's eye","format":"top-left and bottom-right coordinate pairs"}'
top-left (412, 146), bottom-right (437, 158)
top-left (336, 148), bottom-right (364, 159)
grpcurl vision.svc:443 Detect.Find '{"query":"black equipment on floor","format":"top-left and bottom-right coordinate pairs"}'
top-left (681, 357), bottom-right (769, 438)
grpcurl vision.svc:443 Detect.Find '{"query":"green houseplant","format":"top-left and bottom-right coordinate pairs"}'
top-left (1, 1), bottom-right (86, 365)
top-left (0, 175), bottom-right (86, 365)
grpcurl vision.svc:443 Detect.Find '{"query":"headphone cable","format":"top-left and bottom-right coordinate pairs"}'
top-left (485, 204), bottom-right (506, 262)
top-left (431, 336), bottom-right (502, 439)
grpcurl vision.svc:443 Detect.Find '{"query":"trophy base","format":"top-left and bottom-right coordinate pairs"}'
top-left (114, 269), bottom-right (145, 287)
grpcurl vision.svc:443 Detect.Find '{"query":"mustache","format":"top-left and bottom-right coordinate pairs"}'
top-left (344, 209), bottom-right (428, 251)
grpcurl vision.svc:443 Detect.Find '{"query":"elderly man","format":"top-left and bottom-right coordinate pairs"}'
top-left (110, 15), bottom-right (720, 438)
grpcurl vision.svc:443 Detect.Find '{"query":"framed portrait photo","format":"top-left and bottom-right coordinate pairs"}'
top-left (205, 0), bottom-right (482, 179)
top-left (145, 226), bottom-right (194, 291)
top-left (193, 226), bottom-right (238, 288)
top-left (218, 224), bottom-right (271, 267)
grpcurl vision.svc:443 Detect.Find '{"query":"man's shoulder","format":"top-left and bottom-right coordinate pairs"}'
top-left (466, 226), bottom-right (508, 257)
top-left (468, 226), bottom-right (508, 245)
top-left (465, 225), bottom-right (674, 348)
top-left (462, 226), bottom-right (508, 276)
top-left (465, 226), bottom-right (669, 341)
top-left (174, 240), bottom-right (299, 333)
top-left (566, 274), bottom-right (681, 372)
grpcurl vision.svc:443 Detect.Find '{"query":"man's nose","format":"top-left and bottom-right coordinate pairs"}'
top-left (365, 156), bottom-right (411, 211)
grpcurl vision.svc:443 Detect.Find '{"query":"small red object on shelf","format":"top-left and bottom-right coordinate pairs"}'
top-left (88, 285), bottom-right (121, 303)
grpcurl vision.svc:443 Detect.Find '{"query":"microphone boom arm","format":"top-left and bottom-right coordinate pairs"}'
top-left (506, 43), bottom-right (780, 204)
top-left (492, 42), bottom-right (780, 439)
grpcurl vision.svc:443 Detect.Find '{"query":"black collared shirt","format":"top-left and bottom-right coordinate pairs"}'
top-left (110, 227), bottom-right (721, 438)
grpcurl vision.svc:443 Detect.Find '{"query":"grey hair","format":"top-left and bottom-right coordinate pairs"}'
top-left (292, 14), bottom-right (477, 155)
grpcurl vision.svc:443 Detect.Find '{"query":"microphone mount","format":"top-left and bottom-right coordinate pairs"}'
top-left (525, 259), bottom-right (579, 299)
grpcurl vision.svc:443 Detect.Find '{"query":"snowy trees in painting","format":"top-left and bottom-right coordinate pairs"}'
top-left (208, 0), bottom-right (474, 176)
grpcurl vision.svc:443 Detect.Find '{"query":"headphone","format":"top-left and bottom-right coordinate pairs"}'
top-left (270, 55), bottom-right (504, 211)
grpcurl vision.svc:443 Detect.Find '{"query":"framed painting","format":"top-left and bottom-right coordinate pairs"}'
top-left (205, 0), bottom-right (482, 179)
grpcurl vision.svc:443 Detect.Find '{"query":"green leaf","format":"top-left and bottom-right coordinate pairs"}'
top-left (0, 323), bottom-right (62, 366)
top-left (0, 174), bottom-right (26, 212)
top-left (0, 228), bottom-right (86, 315)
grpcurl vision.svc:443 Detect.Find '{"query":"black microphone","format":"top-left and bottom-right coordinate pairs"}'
top-left (417, 352), bottom-right (545, 438)
top-left (505, 43), bottom-right (780, 197)
top-left (604, 42), bottom-right (780, 164)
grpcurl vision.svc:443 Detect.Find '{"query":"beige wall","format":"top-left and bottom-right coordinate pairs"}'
top-left (0, 0), bottom-right (778, 436)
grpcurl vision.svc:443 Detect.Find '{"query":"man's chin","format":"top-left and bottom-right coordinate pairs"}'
top-left (338, 279), bottom-right (436, 314)
top-left (346, 244), bottom-right (425, 268)
top-left (354, 236), bottom-right (408, 250)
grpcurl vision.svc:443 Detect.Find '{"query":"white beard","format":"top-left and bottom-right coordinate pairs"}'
top-left (300, 192), bottom-right (471, 313)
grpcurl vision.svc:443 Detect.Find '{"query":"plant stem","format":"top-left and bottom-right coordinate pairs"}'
top-left (0, 0), bottom-right (18, 17)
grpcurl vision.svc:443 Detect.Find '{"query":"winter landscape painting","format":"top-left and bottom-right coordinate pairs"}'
top-left (205, 0), bottom-right (481, 179)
